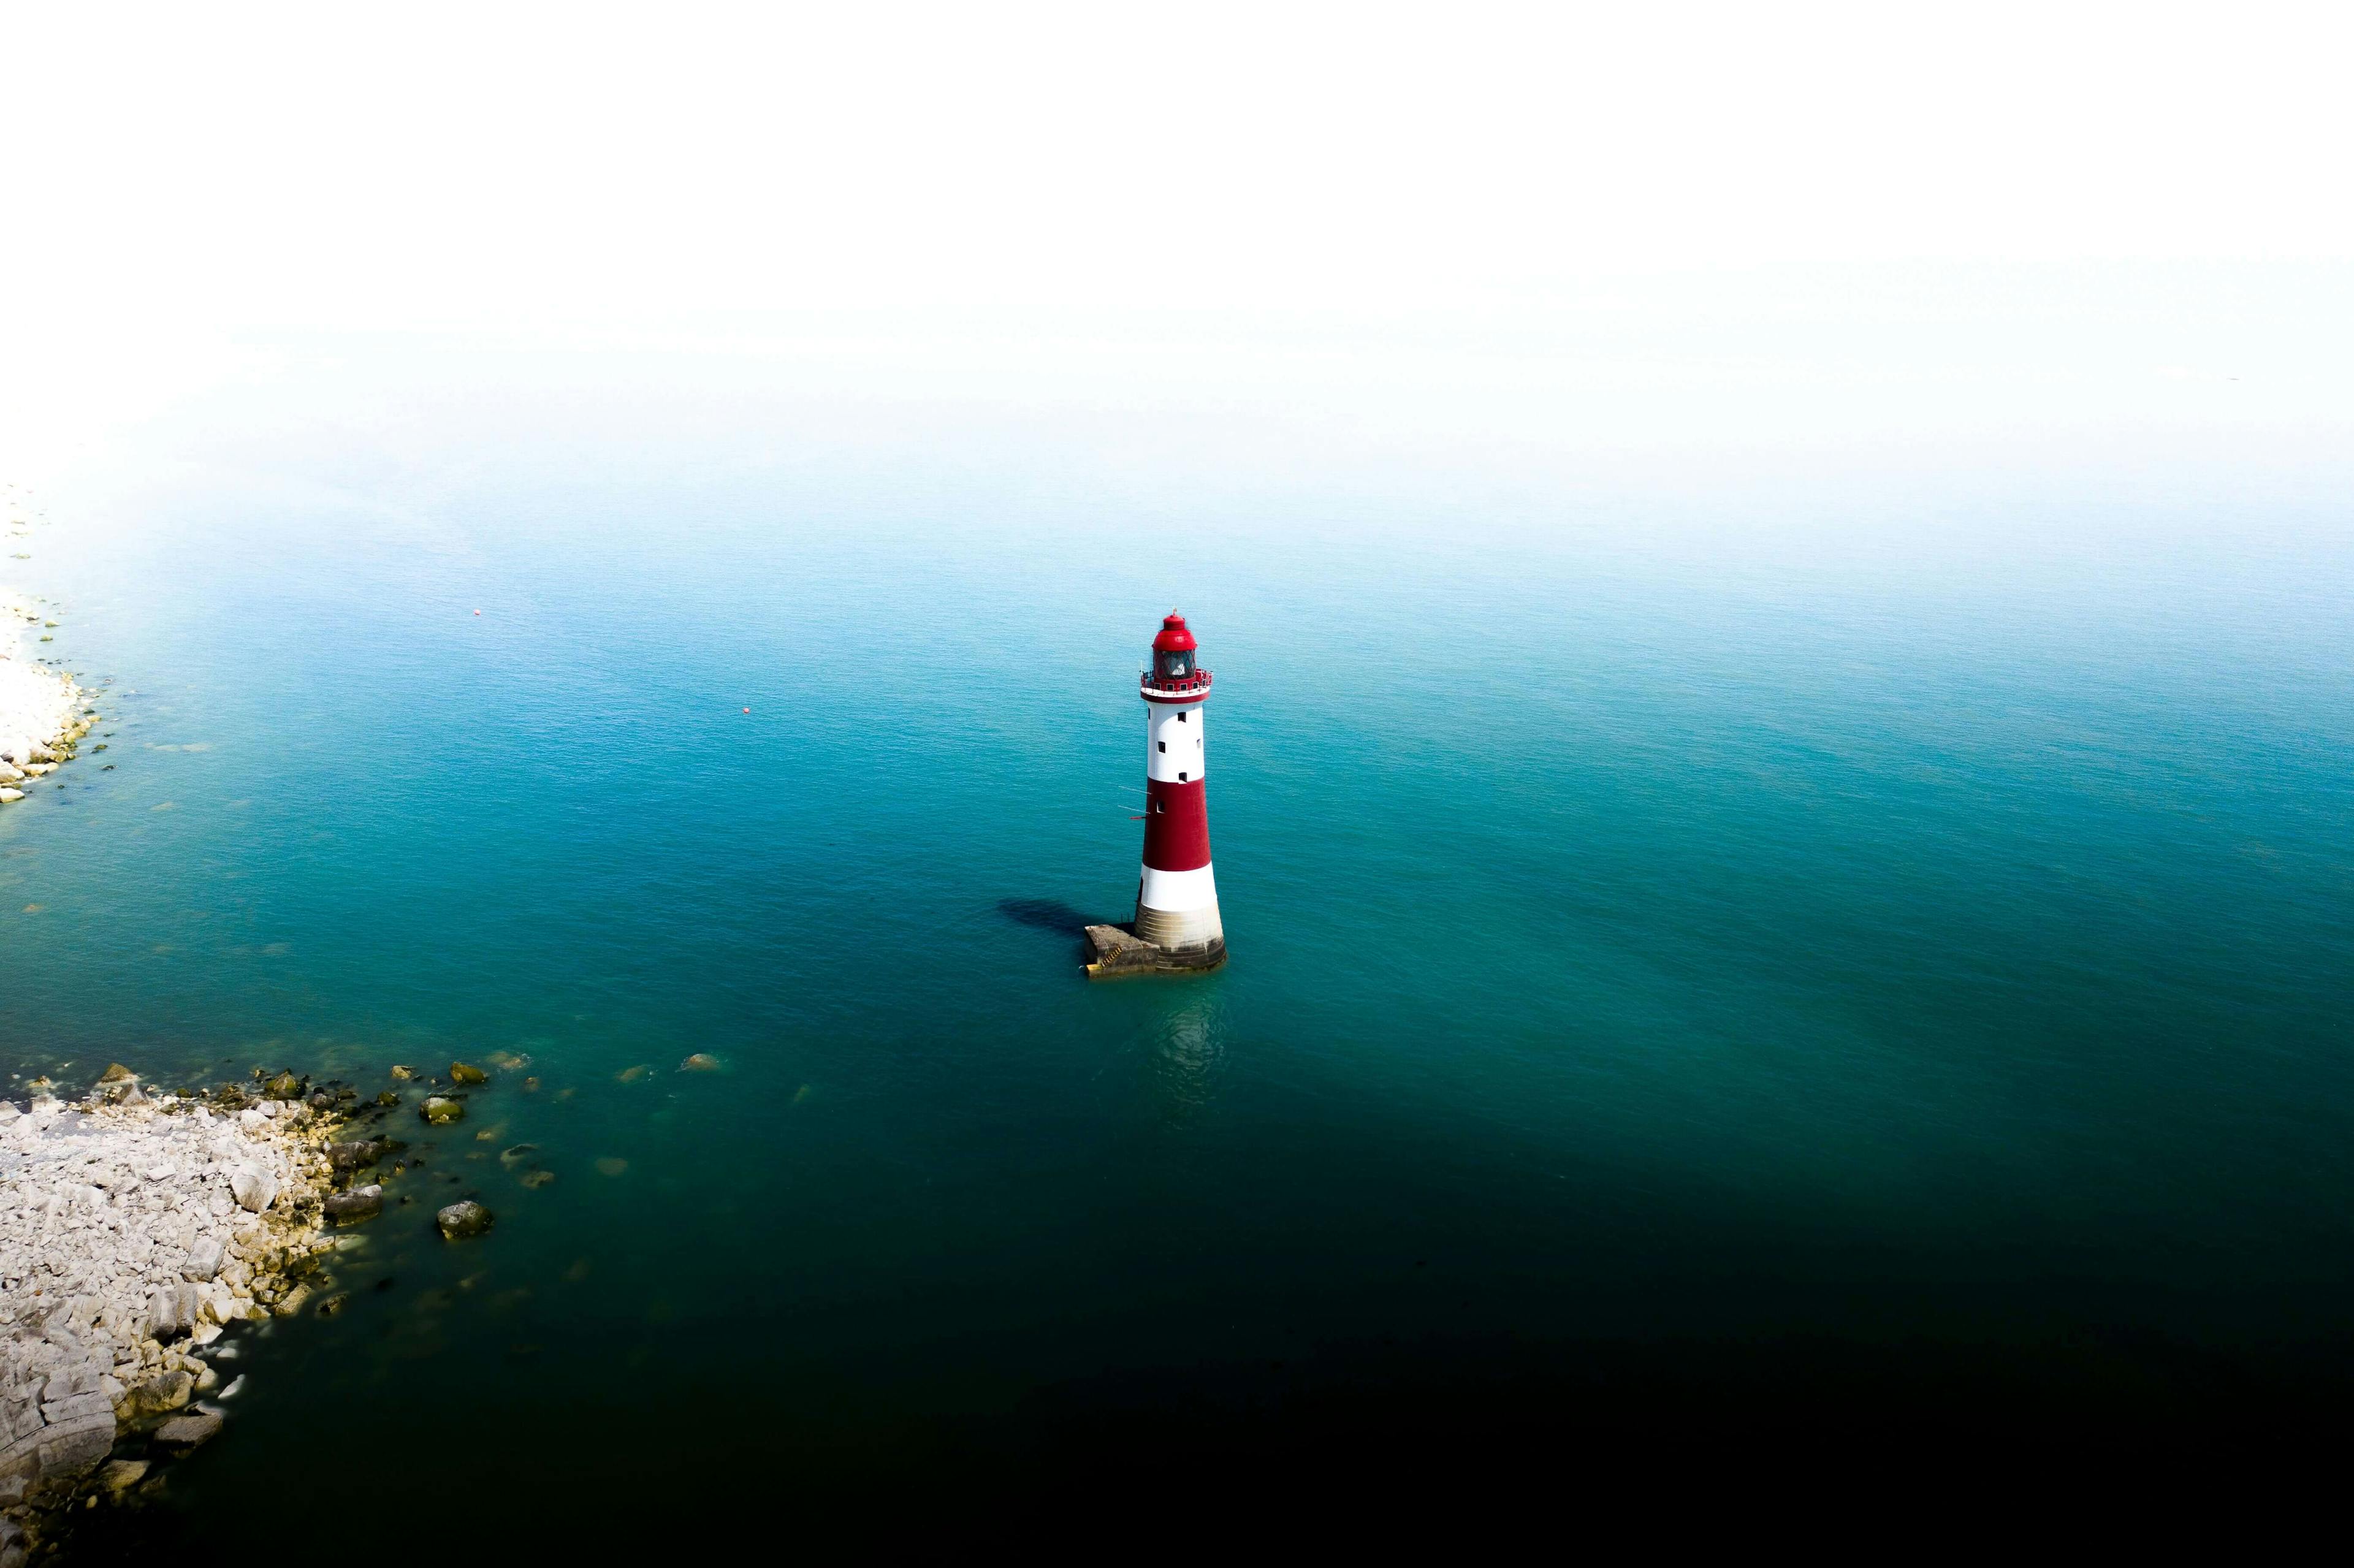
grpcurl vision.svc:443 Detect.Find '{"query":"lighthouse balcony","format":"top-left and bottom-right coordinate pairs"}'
top-left (1140, 668), bottom-right (1213, 702)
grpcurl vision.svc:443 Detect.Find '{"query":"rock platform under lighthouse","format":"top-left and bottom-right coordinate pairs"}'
top-left (1082, 922), bottom-right (1228, 976)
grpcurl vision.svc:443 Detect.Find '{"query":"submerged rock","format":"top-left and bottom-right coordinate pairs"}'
top-left (520, 1170), bottom-right (555, 1189)
top-left (262, 1070), bottom-right (303, 1100)
top-left (497, 1143), bottom-right (539, 1169)
top-left (419, 1097), bottom-right (464, 1125)
top-left (328, 1138), bottom-right (389, 1171)
top-left (435, 1200), bottom-right (493, 1239)
top-left (389, 1064), bottom-right (417, 1080)
top-left (679, 1053), bottom-right (722, 1073)
top-left (449, 1060), bottom-right (488, 1085)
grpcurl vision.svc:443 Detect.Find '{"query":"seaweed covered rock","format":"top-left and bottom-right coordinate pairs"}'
top-left (94, 1063), bottom-right (143, 1104)
top-left (435, 1200), bottom-right (493, 1239)
top-left (323, 1185), bottom-right (383, 1224)
top-left (329, 1137), bottom-right (392, 1171)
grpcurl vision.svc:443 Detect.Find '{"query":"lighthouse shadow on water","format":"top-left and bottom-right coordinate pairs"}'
top-left (994, 897), bottom-right (1099, 937)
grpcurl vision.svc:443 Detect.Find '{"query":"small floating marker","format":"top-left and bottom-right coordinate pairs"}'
top-left (742, 707), bottom-right (750, 714)
top-left (473, 609), bottom-right (481, 615)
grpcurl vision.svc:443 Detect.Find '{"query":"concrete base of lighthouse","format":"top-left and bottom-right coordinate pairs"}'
top-left (1133, 862), bottom-right (1222, 952)
top-left (1082, 923), bottom-right (1227, 976)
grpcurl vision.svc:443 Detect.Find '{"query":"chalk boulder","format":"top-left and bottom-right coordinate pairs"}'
top-left (230, 1163), bottom-right (281, 1213)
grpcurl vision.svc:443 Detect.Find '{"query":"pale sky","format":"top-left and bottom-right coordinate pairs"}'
top-left (4, 1), bottom-right (2350, 476)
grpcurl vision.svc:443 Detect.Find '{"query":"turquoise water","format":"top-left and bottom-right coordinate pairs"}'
top-left (7, 354), bottom-right (2354, 1541)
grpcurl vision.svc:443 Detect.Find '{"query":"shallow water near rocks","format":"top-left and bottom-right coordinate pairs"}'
top-left (7, 346), bottom-right (2354, 1542)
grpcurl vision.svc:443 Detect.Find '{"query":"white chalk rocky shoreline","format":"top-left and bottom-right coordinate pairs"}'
top-left (0, 585), bottom-right (93, 805)
top-left (2, 552), bottom-right (522, 1559)
top-left (0, 1069), bottom-right (352, 1562)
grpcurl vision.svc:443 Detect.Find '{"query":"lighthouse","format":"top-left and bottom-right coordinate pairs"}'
top-left (1083, 611), bottom-right (1227, 975)
top-left (1132, 611), bottom-right (1225, 963)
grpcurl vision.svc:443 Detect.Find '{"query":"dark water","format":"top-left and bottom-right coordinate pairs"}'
top-left (6, 349), bottom-right (2354, 1542)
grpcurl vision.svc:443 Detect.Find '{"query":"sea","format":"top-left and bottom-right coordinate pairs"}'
top-left (6, 328), bottom-right (2353, 1545)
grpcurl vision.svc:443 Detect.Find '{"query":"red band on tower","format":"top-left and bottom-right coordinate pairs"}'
top-left (1141, 778), bottom-right (1211, 870)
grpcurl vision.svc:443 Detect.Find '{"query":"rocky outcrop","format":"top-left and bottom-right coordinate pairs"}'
top-left (0, 1073), bottom-right (345, 1544)
top-left (0, 587), bottom-right (90, 812)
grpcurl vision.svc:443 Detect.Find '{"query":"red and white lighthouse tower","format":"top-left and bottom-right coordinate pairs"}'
top-left (1135, 611), bottom-right (1224, 963)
